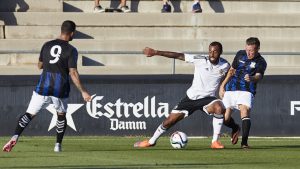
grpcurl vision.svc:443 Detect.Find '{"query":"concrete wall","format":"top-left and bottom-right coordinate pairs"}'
top-left (1, 13), bottom-right (300, 26)
top-left (1, 39), bottom-right (299, 53)
top-left (5, 26), bottom-right (300, 40)
top-left (1, 2), bottom-right (300, 75)
top-left (63, 0), bottom-right (300, 13)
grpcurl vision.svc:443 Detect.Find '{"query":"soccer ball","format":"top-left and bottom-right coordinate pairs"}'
top-left (170, 131), bottom-right (188, 149)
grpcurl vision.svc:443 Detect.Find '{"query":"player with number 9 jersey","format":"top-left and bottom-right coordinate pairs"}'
top-left (2, 20), bottom-right (91, 153)
top-left (35, 39), bottom-right (78, 98)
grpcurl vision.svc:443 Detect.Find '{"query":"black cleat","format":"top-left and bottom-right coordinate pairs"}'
top-left (241, 144), bottom-right (250, 149)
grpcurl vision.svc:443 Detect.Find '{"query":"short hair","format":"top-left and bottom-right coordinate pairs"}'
top-left (209, 41), bottom-right (223, 54)
top-left (246, 37), bottom-right (260, 48)
top-left (61, 20), bottom-right (76, 34)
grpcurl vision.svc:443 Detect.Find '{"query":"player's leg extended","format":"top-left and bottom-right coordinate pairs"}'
top-left (222, 91), bottom-right (240, 145)
top-left (54, 112), bottom-right (67, 152)
top-left (15, 113), bottom-right (35, 137)
top-left (134, 112), bottom-right (185, 148)
top-left (2, 113), bottom-right (35, 152)
top-left (204, 100), bottom-right (225, 149)
top-left (151, 112), bottom-right (185, 143)
top-left (239, 104), bottom-right (251, 149)
top-left (2, 91), bottom-right (45, 152)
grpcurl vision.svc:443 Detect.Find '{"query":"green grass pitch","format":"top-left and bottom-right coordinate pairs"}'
top-left (0, 136), bottom-right (300, 169)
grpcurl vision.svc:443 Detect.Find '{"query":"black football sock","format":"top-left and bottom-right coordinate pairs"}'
top-left (241, 117), bottom-right (251, 146)
top-left (224, 117), bottom-right (239, 130)
top-left (56, 114), bottom-right (67, 144)
top-left (14, 113), bottom-right (33, 136)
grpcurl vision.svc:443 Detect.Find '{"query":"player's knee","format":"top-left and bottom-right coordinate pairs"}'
top-left (239, 105), bottom-right (250, 111)
top-left (241, 112), bottom-right (250, 119)
top-left (239, 106), bottom-right (250, 117)
top-left (211, 102), bottom-right (225, 115)
top-left (215, 106), bottom-right (225, 115)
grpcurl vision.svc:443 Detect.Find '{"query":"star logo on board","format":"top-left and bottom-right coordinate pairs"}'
top-left (46, 104), bottom-right (84, 132)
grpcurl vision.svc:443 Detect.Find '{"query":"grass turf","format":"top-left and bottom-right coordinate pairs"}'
top-left (0, 136), bottom-right (300, 169)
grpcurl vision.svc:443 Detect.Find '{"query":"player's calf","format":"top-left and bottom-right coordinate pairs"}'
top-left (15, 113), bottom-right (33, 136)
top-left (241, 116), bottom-right (251, 146)
top-left (224, 117), bottom-right (240, 145)
top-left (55, 113), bottom-right (67, 151)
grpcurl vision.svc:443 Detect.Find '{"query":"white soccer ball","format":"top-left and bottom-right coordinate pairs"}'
top-left (170, 131), bottom-right (188, 149)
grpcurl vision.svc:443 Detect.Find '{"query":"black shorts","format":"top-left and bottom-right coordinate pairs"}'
top-left (172, 96), bottom-right (218, 116)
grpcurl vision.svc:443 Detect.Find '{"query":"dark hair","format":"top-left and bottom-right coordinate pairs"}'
top-left (61, 20), bottom-right (76, 34)
top-left (209, 41), bottom-right (223, 54)
top-left (246, 37), bottom-right (260, 48)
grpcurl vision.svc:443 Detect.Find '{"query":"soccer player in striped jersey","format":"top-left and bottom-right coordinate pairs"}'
top-left (3, 20), bottom-right (91, 152)
top-left (219, 37), bottom-right (267, 149)
top-left (134, 42), bottom-right (230, 149)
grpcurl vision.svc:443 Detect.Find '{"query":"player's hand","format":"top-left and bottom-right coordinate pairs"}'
top-left (82, 91), bottom-right (91, 102)
top-left (244, 74), bottom-right (252, 82)
top-left (143, 47), bottom-right (157, 57)
top-left (219, 86), bottom-right (225, 99)
top-left (228, 68), bottom-right (236, 76)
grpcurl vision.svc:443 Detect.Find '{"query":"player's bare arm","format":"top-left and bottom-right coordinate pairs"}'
top-left (219, 67), bottom-right (236, 98)
top-left (37, 61), bottom-right (43, 69)
top-left (69, 68), bottom-right (91, 102)
top-left (244, 73), bottom-right (263, 83)
top-left (143, 47), bottom-right (185, 60)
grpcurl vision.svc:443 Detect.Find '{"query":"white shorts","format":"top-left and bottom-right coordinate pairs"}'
top-left (222, 91), bottom-right (254, 110)
top-left (26, 91), bottom-right (68, 115)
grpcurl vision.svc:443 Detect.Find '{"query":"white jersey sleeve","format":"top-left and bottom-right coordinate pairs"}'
top-left (184, 54), bottom-right (207, 63)
top-left (184, 54), bottom-right (195, 63)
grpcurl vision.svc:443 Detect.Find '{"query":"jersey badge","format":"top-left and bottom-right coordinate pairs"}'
top-left (250, 62), bottom-right (256, 68)
top-left (219, 69), bottom-right (226, 76)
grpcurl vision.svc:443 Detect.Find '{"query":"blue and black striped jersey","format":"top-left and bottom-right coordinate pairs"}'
top-left (35, 39), bottom-right (78, 98)
top-left (225, 50), bottom-right (267, 95)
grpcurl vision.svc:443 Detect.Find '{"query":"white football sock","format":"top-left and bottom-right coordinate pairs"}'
top-left (149, 124), bottom-right (167, 145)
top-left (212, 115), bottom-right (224, 142)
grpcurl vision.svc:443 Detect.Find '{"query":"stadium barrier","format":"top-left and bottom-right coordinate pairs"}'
top-left (0, 75), bottom-right (300, 136)
top-left (1, 50), bottom-right (300, 74)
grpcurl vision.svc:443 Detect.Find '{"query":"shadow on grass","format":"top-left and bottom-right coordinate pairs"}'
top-left (78, 147), bottom-right (212, 152)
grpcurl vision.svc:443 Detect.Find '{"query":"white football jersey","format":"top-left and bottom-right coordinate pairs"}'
top-left (184, 54), bottom-right (230, 100)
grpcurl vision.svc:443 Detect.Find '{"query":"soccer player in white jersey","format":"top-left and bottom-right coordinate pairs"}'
top-left (134, 42), bottom-right (232, 149)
